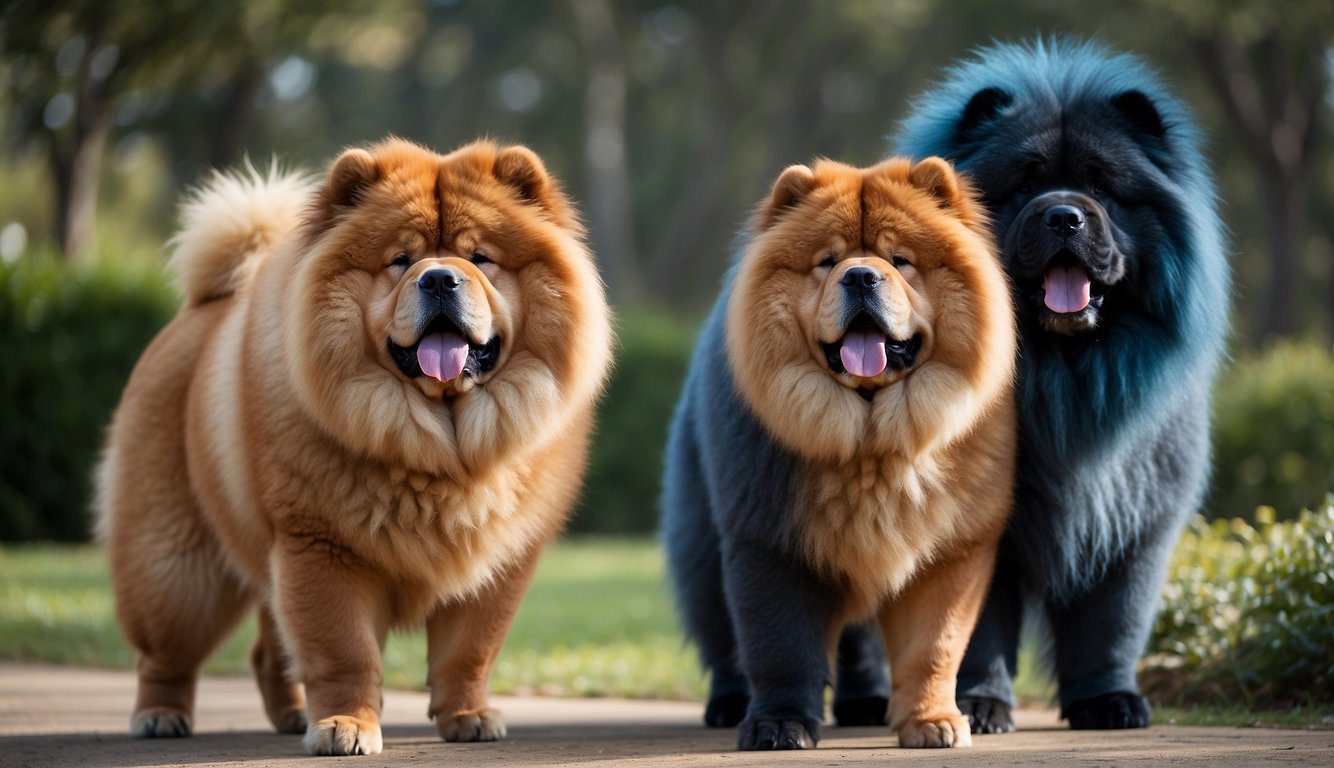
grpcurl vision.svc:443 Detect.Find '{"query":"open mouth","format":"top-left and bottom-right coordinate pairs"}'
top-left (387, 312), bottom-right (500, 384)
top-left (1039, 256), bottom-right (1108, 316)
top-left (822, 311), bottom-right (922, 378)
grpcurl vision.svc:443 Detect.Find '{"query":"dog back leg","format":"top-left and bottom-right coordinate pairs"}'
top-left (957, 545), bottom-right (1024, 733)
top-left (832, 621), bottom-right (890, 726)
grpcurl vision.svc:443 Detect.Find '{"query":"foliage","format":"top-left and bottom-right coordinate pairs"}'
top-left (1207, 340), bottom-right (1334, 521)
top-left (571, 310), bottom-right (697, 534)
top-left (1148, 501), bottom-right (1334, 708)
top-left (1, 1), bottom-right (1328, 340)
top-left (0, 538), bottom-right (705, 700)
top-left (0, 253), bottom-right (175, 541)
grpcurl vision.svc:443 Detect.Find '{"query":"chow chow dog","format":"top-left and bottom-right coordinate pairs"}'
top-left (97, 139), bottom-right (612, 755)
top-left (662, 157), bottom-right (1017, 749)
top-left (885, 39), bottom-right (1230, 732)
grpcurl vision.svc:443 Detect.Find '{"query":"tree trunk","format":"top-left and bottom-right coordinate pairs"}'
top-left (570, 0), bottom-right (639, 302)
top-left (52, 126), bottom-right (106, 262)
top-left (645, 44), bottom-right (728, 304)
top-left (209, 52), bottom-right (261, 170)
top-left (1258, 161), bottom-right (1306, 340)
top-left (52, 19), bottom-right (114, 262)
top-left (645, 2), bottom-right (776, 305)
top-left (1194, 32), bottom-right (1323, 343)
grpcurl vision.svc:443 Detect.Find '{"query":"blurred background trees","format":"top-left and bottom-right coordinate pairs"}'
top-left (4, 0), bottom-right (1327, 339)
top-left (1, 0), bottom-right (1330, 539)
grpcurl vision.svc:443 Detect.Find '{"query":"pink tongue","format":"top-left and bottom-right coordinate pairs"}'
top-left (839, 329), bottom-right (888, 378)
top-left (1043, 266), bottom-right (1092, 313)
top-left (416, 332), bottom-right (470, 383)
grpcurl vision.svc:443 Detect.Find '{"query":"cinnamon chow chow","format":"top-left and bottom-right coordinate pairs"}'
top-left (96, 139), bottom-right (612, 756)
top-left (662, 157), bottom-right (1017, 749)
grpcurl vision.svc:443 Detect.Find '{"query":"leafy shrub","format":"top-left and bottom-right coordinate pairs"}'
top-left (0, 255), bottom-right (176, 541)
top-left (571, 310), bottom-right (697, 534)
top-left (1207, 341), bottom-right (1334, 521)
top-left (1148, 500), bottom-right (1334, 708)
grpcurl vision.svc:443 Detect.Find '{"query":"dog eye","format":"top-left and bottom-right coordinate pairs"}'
top-left (818, 255), bottom-right (838, 269)
top-left (1017, 161), bottom-right (1041, 195)
top-left (470, 251), bottom-right (493, 265)
top-left (392, 252), bottom-right (411, 268)
top-left (1087, 167), bottom-right (1107, 197)
top-left (890, 254), bottom-right (911, 268)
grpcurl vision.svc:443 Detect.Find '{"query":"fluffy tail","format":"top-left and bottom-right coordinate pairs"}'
top-left (169, 162), bottom-right (316, 306)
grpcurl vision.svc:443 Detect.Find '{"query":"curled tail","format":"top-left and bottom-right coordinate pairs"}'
top-left (169, 162), bottom-right (315, 306)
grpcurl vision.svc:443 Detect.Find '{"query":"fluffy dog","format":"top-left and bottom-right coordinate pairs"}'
top-left (890, 39), bottom-right (1231, 731)
top-left (98, 139), bottom-right (612, 755)
top-left (662, 157), bottom-right (1016, 749)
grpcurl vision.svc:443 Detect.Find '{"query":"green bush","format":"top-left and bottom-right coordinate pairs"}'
top-left (1207, 341), bottom-right (1334, 521)
top-left (0, 255), bottom-right (176, 541)
top-left (570, 310), bottom-right (697, 534)
top-left (1148, 500), bottom-right (1334, 708)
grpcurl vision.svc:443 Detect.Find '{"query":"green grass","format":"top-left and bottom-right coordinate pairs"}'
top-left (1153, 704), bottom-right (1334, 728)
top-left (0, 539), bottom-right (1054, 703)
top-left (12, 539), bottom-right (1327, 729)
top-left (0, 539), bottom-right (703, 700)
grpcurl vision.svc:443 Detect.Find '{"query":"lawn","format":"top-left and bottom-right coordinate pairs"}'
top-left (31, 538), bottom-right (1318, 725)
top-left (0, 539), bottom-right (1060, 703)
top-left (0, 538), bottom-right (704, 700)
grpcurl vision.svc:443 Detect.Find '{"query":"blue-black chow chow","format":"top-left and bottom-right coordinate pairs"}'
top-left (876, 39), bottom-right (1230, 731)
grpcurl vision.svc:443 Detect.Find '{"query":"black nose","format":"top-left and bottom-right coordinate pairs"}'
top-left (418, 269), bottom-right (463, 298)
top-left (841, 266), bottom-right (883, 292)
top-left (1043, 204), bottom-right (1085, 237)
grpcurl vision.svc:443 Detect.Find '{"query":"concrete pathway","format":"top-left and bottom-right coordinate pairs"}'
top-left (1, 664), bottom-right (1329, 767)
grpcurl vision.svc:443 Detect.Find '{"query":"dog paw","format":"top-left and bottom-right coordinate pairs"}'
top-left (269, 706), bottom-right (308, 735)
top-left (1065, 691), bottom-right (1150, 730)
top-left (303, 715), bottom-right (383, 755)
top-left (833, 695), bottom-right (889, 726)
top-left (897, 713), bottom-right (972, 748)
top-left (130, 706), bottom-right (192, 738)
top-left (958, 695), bottom-right (1015, 734)
top-left (737, 717), bottom-right (817, 750)
top-left (437, 708), bottom-right (507, 742)
top-left (704, 691), bottom-right (749, 728)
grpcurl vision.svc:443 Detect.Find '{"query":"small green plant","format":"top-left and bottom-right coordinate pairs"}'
top-left (1148, 499), bottom-right (1334, 709)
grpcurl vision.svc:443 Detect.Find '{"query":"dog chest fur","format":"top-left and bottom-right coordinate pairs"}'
top-left (789, 454), bottom-right (958, 615)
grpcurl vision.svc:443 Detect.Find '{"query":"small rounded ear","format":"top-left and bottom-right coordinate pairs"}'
top-left (757, 164), bottom-right (817, 230)
top-left (955, 87), bottom-right (1012, 145)
top-left (1111, 90), bottom-right (1166, 139)
top-left (492, 145), bottom-right (575, 226)
top-left (328, 148), bottom-right (379, 207)
top-left (909, 156), bottom-right (963, 208)
top-left (494, 146), bottom-right (555, 205)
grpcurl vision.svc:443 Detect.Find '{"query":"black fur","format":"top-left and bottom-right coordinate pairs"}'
top-left (660, 290), bottom-right (835, 746)
top-left (893, 40), bottom-right (1229, 730)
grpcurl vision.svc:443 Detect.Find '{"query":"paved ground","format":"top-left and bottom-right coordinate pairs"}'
top-left (1, 665), bottom-right (1330, 767)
